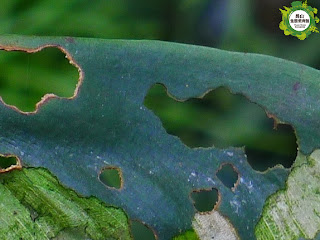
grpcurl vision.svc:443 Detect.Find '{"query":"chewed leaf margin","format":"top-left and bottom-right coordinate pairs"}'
top-left (0, 35), bottom-right (318, 239)
top-left (0, 43), bottom-right (83, 114)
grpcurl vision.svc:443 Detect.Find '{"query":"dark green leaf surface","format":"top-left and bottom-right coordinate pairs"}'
top-left (0, 35), bottom-right (319, 239)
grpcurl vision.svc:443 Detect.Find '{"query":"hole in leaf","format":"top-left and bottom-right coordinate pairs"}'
top-left (130, 220), bottom-right (156, 240)
top-left (144, 84), bottom-right (297, 171)
top-left (0, 155), bottom-right (21, 173)
top-left (99, 167), bottom-right (122, 189)
top-left (245, 125), bottom-right (297, 171)
top-left (0, 156), bottom-right (17, 169)
top-left (216, 163), bottom-right (239, 190)
top-left (190, 188), bottom-right (219, 212)
top-left (0, 47), bottom-right (79, 112)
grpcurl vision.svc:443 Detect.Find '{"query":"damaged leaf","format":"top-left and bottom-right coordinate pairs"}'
top-left (0, 35), bottom-right (319, 239)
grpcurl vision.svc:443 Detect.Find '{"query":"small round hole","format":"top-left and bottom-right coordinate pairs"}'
top-left (99, 167), bottom-right (122, 189)
top-left (191, 188), bottom-right (219, 212)
top-left (130, 220), bottom-right (156, 240)
top-left (216, 164), bottom-right (239, 190)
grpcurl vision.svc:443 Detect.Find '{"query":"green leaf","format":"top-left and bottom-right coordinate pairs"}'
top-left (173, 230), bottom-right (199, 240)
top-left (255, 150), bottom-right (320, 240)
top-left (0, 35), bottom-right (319, 239)
top-left (0, 168), bottom-right (131, 239)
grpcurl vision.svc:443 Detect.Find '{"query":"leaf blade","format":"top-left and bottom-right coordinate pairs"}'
top-left (0, 35), bottom-right (319, 239)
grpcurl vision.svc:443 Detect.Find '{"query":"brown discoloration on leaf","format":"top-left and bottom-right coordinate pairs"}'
top-left (0, 154), bottom-right (22, 173)
top-left (0, 45), bottom-right (83, 115)
top-left (266, 111), bottom-right (281, 129)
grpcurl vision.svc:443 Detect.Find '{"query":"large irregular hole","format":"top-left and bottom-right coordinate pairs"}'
top-left (130, 220), bottom-right (156, 240)
top-left (99, 167), bottom-right (122, 189)
top-left (190, 188), bottom-right (219, 212)
top-left (0, 47), bottom-right (79, 112)
top-left (216, 164), bottom-right (239, 191)
top-left (144, 84), bottom-right (297, 171)
top-left (246, 124), bottom-right (297, 171)
top-left (0, 155), bottom-right (21, 173)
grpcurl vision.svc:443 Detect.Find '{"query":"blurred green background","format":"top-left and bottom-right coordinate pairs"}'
top-left (0, 0), bottom-right (319, 238)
